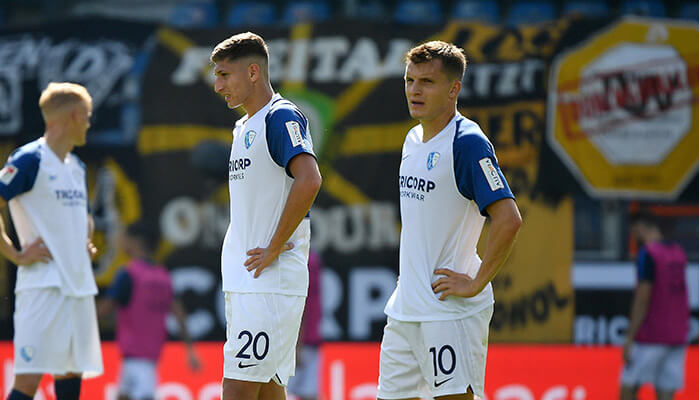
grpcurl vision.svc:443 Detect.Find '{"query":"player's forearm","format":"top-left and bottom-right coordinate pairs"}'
top-left (172, 301), bottom-right (193, 345)
top-left (267, 173), bottom-right (321, 251)
top-left (625, 288), bottom-right (651, 342)
top-left (0, 214), bottom-right (20, 264)
top-left (474, 211), bottom-right (521, 291)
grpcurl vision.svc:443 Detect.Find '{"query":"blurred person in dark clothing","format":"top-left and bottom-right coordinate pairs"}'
top-left (620, 211), bottom-right (689, 400)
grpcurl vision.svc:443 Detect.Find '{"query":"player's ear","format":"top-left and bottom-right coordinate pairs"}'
top-left (248, 63), bottom-right (260, 83)
top-left (449, 79), bottom-right (461, 99)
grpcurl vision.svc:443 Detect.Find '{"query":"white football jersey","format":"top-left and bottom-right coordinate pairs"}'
top-left (221, 94), bottom-right (315, 296)
top-left (384, 113), bottom-right (514, 322)
top-left (0, 138), bottom-right (96, 296)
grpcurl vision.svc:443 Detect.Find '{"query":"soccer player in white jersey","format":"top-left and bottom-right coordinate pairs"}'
top-left (210, 32), bottom-right (322, 400)
top-left (0, 82), bottom-right (102, 400)
top-left (378, 41), bottom-right (522, 400)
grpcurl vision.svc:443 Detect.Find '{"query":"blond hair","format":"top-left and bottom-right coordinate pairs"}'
top-left (39, 82), bottom-right (92, 120)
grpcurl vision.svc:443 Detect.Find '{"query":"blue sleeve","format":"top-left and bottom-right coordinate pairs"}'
top-left (453, 133), bottom-right (514, 216)
top-left (266, 105), bottom-right (316, 178)
top-left (636, 247), bottom-right (655, 282)
top-left (0, 151), bottom-right (41, 201)
top-left (106, 269), bottom-right (133, 306)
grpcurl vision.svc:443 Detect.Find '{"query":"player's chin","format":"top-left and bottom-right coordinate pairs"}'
top-left (408, 108), bottom-right (424, 119)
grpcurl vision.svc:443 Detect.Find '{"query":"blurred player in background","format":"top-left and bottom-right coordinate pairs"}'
top-left (98, 221), bottom-right (201, 400)
top-left (0, 82), bottom-right (102, 400)
top-left (211, 32), bottom-right (322, 400)
top-left (287, 250), bottom-right (322, 400)
top-left (378, 41), bottom-right (521, 400)
top-left (620, 211), bottom-right (690, 400)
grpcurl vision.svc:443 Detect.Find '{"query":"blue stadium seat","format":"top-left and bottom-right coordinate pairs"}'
top-left (355, 1), bottom-right (387, 21)
top-left (451, 0), bottom-right (500, 24)
top-left (678, 3), bottom-right (699, 21)
top-left (563, 1), bottom-right (610, 18)
top-left (394, 0), bottom-right (443, 25)
top-left (169, 0), bottom-right (218, 28)
top-left (506, 1), bottom-right (555, 25)
top-left (281, 1), bottom-right (331, 25)
top-left (621, 0), bottom-right (666, 17)
top-left (225, 2), bottom-right (276, 27)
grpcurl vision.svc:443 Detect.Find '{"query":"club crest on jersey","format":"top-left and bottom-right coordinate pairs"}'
top-left (426, 152), bottom-right (440, 171)
top-left (244, 130), bottom-right (256, 149)
top-left (20, 346), bottom-right (35, 362)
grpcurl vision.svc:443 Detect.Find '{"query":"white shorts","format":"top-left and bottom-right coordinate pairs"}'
top-left (287, 346), bottom-right (319, 398)
top-left (378, 305), bottom-right (493, 399)
top-left (13, 287), bottom-right (103, 377)
top-left (223, 292), bottom-right (305, 386)
top-left (620, 343), bottom-right (687, 391)
top-left (118, 358), bottom-right (157, 400)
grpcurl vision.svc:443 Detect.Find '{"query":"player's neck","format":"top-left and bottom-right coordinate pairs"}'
top-left (44, 128), bottom-right (74, 162)
top-left (242, 83), bottom-right (274, 119)
top-left (420, 108), bottom-right (456, 143)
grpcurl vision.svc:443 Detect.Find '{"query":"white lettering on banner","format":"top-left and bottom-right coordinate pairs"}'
top-left (327, 360), bottom-right (589, 400)
top-left (349, 268), bottom-right (397, 339)
top-left (310, 203), bottom-right (399, 253)
top-left (287, 38), bottom-right (311, 82)
top-left (160, 197), bottom-right (228, 248)
top-left (322, 268), bottom-right (344, 340)
top-left (311, 37), bottom-right (351, 82)
top-left (459, 59), bottom-right (544, 100)
top-left (157, 382), bottom-right (193, 400)
top-left (0, 67), bottom-right (22, 134)
top-left (330, 360), bottom-right (345, 400)
top-left (322, 268), bottom-right (397, 340)
top-left (491, 385), bottom-right (587, 400)
top-left (575, 315), bottom-right (699, 345)
top-left (167, 267), bottom-right (222, 340)
top-left (172, 47), bottom-right (214, 85)
top-left (0, 36), bottom-right (132, 108)
top-left (173, 38), bottom-right (414, 85)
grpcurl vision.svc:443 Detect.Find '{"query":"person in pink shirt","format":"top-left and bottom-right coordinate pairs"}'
top-left (620, 211), bottom-right (690, 400)
top-left (287, 250), bottom-right (322, 400)
top-left (99, 221), bottom-right (200, 400)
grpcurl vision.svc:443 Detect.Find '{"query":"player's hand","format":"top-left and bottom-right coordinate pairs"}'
top-left (187, 347), bottom-right (202, 371)
top-left (87, 239), bottom-right (98, 260)
top-left (622, 339), bottom-right (633, 365)
top-left (245, 242), bottom-right (295, 278)
top-left (16, 238), bottom-right (52, 266)
top-left (432, 268), bottom-right (483, 300)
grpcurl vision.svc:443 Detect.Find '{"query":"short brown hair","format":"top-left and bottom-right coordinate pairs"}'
top-left (405, 41), bottom-right (467, 81)
top-left (39, 82), bottom-right (92, 119)
top-left (210, 31), bottom-right (269, 64)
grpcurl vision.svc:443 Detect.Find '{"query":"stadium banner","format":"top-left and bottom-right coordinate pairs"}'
top-left (130, 18), bottom-right (597, 342)
top-left (547, 17), bottom-right (699, 200)
top-left (9, 17), bottom-right (698, 343)
top-left (0, 18), bottom-right (156, 144)
top-left (1, 342), bottom-right (698, 400)
top-left (321, 343), bottom-right (699, 400)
